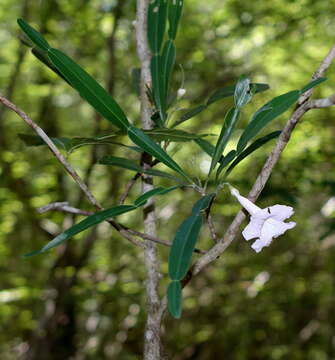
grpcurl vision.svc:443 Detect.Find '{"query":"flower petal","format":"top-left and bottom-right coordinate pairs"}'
top-left (251, 218), bottom-right (296, 253)
top-left (230, 187), bottom-right (261, 216)
top-left (268, 205), bottom-right (294, 221)
top-left (242, 216), bottom-right (265, 240)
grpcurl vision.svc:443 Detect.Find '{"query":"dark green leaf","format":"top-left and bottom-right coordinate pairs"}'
top-left (234, 75), bottom-right (251, 108)
top-left (167, 281), bottom-right (182, 319)
top-left (145, 128), bottom-right (209, 142)
top-left (134, 186), bottom-right (178, 207)
top-left (99, 156), bottom-right (143, 172)
top-left (148, 0), bottom-right (168, 54)
top-left (216, 150), bottom-right (237, 178)
top-left (209, 107), bottom-right (240, 175)
top-left (168, 0), bottom-right (184, 40)
top-left (300, 77), bottom-right (327, 93)
top-left (99, 155), bottom-right (184, 183)
top-left (193, 138), bottom-right (215, 157)
top-left (207, 82), bottom-right (269, 106)
top-left (151, 55), bottom-right (166, 122)
top-left (162, 40), bottom-right (176, 103)
top-left (168, 213), bottom-right (202, 280)
top-left (191, 193), bottom-right (215, 214)
top-left (24, 205), bottom-right (136, 257)
top-left (237, 90), bottom-right (300, 153)
top-left (17, 18), bottom-right (50, 51)
top-left (128, 126), bottom-right (191, 181)
top-left (173, 104), bottom-right (207, 127)
top-left (18, 133), bottom-right (71, 151)
top-left (225, 131), bottom-right (281, 177)
top-left (48, 48), bottom-right (130, 131)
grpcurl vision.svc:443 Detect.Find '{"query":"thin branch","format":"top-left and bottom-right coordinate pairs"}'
top-left (307, 94), bottom-right (335, 109)
top-left (191, 43), bottom-right (335, 279)
top-left (0, 95), bottom-right (102, 210)
top-left (206, 213), bottom-right (218, 242)
top-left (37, 202), bottom-right (94, 216)
top-left (119, 172), bottom-right (141, 205)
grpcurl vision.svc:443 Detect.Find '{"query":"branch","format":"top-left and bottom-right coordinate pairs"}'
top-left (307, 94), bottom-right (335, 109)
top-left (0, 95), bottom-right (102, 210)
top-left (37, 202), bottom-right (93, 216)
top-left (191, 43), bottom-right (335, 278)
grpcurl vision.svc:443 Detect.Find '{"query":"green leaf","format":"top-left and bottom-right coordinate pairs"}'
top-left (168, 0), bottom-right (184, 40)
top-left (173, 104), bottom-right (207, 127)
top-left (48, 48), bottom-right (130, 131)
top-left (209, 107), bottom-right (240, 175)
top-left (145, 128), bottom-right (209, 142)
top-left (168, 194), bottom-right (213, 281)
top-left (24, 205), bottom-right (136, 257)
top-left (168, 213), bottom-right (202, 280)
top-left (191, 193), bottom-right (215, 214)
top-left (167, 281), bottom-right (182, 319)
top-left (161, 40), bottom-right (176, 103)
top-left (237, 90), bottom-right (300, 153)
top-left (216, 149), bottom-right (237, 178)
top-left (17, 18), bottom-right (50, 51)
top-left (207, 82), bottom-right (269, 106)
top-left (151, 55), bottom-right (166, 123)
top-left (300, 77), bottom-right (327, 93)
top-left (99, 155), bottom-right (184, 183)
top-left (128, 126), bottom-right (191, 181)
top-left (19, 134), bottom-right (140, 154)
top-left (99, 156), bottom-right (143, 172)
top-left (134, 186), bottom-right (178, 207)
top-left (234, 75), bottom-right (252, 108)
top-left (225, 131), bottom-right (281, 177)
top-left (148, 0), bottom-right (168, 54)
top-left (172, 82), bottom-right (269, 128)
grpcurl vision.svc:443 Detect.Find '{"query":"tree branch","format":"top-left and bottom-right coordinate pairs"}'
top-left (191, 43), bottom-right (335, 278)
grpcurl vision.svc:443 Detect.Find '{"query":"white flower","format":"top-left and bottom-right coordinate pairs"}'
top-left (230, 187), bottom-right (296, 253)
top-left (177, 88), bottom-right (186, 98)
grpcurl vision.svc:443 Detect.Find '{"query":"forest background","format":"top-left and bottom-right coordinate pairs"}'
top-left (0, 0), bottom-right (335, 359)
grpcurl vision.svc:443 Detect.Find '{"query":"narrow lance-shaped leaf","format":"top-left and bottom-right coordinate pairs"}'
top-left (148, 0), bottom-right (168, 54)
top-left (225, 131), bottom-right (281, 177)
top-left (234, 75), bottom-right (252, 108)
top-left (168, 0), bottom-right (184, 40)
top-left (151, 55), bottom-right (166, 123)
top-left (216, 149), bottom-right (237, 179)
top-left (144, 128), bottom-right (209, 142)
top-left (48, 48), bottom-right (130, 131)
top-left (17, 18), bottom-right (50, 51)
top-left (128, 126), bottom-right (192, 182)
top-left (237, 90), bottom-right (300, 153)
top-left (300, 77), bottom-right (327, 94)
top-left (24, 205), bottom-right (137, 257)
top-left (134, 186), bottom-right (179, 207)
top-left (99, 156), bottom-right (143, 172)
top-left (161, 40), bottom-right (176, 106)
top-left (172, 82), bottom-right (269, 128)
top-left (168, 194), bottom-right (214, 281)
top-left (167, 281), bottom-right (182, 319)
top-left (209, 107), bottom-right (240, 175)
top-left (99, 155), bottom-right (184, 183)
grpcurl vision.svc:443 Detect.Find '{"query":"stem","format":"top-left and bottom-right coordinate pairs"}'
top-left (136, 1), bottom-right (164, 358)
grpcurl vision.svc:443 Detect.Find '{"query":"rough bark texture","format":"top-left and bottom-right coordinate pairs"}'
top-left (135, 1), bottom-right (164, 359)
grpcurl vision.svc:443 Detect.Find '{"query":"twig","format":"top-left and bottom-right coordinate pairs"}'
top-left (206, 213), bottom-right (218, 242)
top-left (119, 172), bottom-right (141, 204)
top-left (37, 202), bottom-right (94, 216)
top-left (191, 43), bottom-right (335, 278)
top-left (307, 94), bottom-right (335, 109)
top-left (0, 95), bottom-right (101, 210)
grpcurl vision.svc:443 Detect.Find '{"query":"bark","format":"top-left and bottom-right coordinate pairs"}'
top-left (135, 1), bottom-right (165, 358)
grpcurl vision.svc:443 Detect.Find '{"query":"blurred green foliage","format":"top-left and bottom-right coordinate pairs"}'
top-left (0, 0), bottom-right (335, 359)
